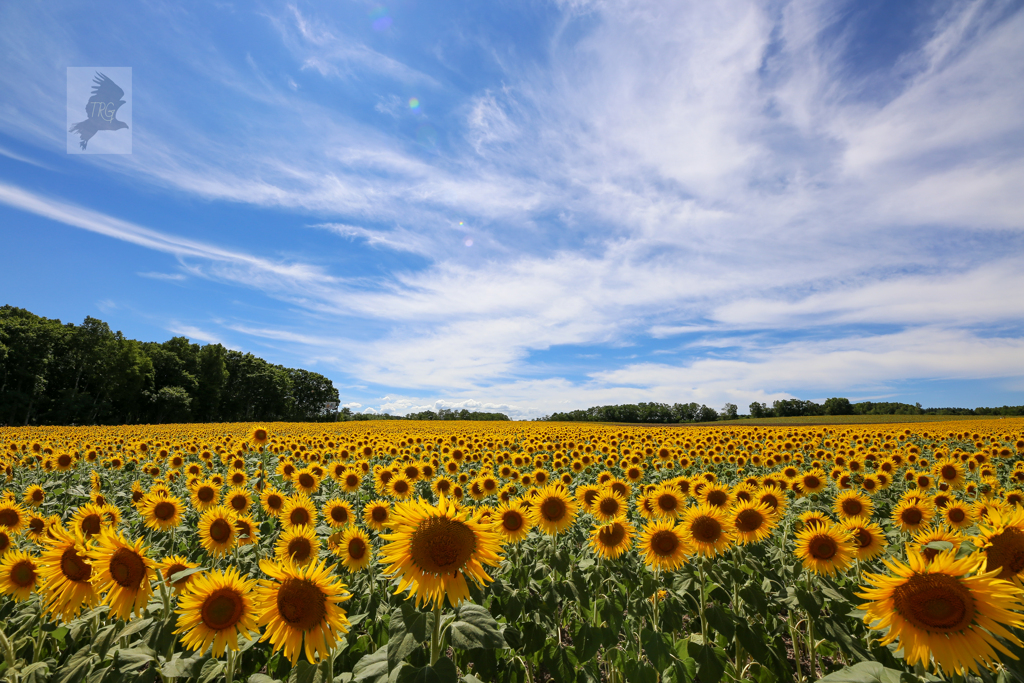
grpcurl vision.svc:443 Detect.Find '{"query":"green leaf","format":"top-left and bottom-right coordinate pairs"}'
top-left (923, 541), bottom-right (954, 553)
top-left (115, 646), bottom-right (158, 672)
top-left (353, 649), bottom-right (393, 683)
top-left (395, 658), bottom-right (458, 683)
top-left (687, 641), bottom-right (724, 683)
top-left (541, 642), bottom-right (578, 682)
top-left (734, 621), bottom-right (771, 667)
top-left (705, 604), bottom-right (735, 641)
top-left (248, 675), bottom-right (283, 683)
top-left (622, 660), bottom-right (658, 683)
top-left (198, 659), bottom-right (226, 683)
top-left (815, 661), bottom-right (906, 683)
top-left (448, 604), bottom-right (505, 650)
top-left (117, 618), bottom-right (154, 641)
top-left (577, 559), bottom-right (595, 570)
top-left (573, 623), bottom-right (601, 662)
top-left (289, 659), bottom-right (332, 683)
top-left (400, 602), bottom-right (436, 643)
top-left (169, 567), bottom-right (206, 584)
top-left (640, 629), bottom-right (673, 671)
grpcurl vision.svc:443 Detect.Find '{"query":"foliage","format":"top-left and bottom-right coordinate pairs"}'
top-left (0, 306), bottom-right (338, 425)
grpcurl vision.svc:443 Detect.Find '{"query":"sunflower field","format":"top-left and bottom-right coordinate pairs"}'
top-left (0, 420), bottom-right (1023, 683)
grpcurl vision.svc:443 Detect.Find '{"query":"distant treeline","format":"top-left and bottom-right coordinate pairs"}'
top-left (0, 306), bottom-right (339, 425)
top-left (541, 398), bottom-right (1024, 423)
top-left (343, 407), bottom-right (511, 421)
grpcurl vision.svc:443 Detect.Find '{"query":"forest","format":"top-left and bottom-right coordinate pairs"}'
top-left (0, 306), bottom-right (339, 425)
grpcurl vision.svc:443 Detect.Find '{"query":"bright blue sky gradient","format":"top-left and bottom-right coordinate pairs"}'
top-left (2, 0), bottom-right (1023, 418)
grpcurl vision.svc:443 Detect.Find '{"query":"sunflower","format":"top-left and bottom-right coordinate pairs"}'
top-left (336, 526), bottom-right (372, 573)
top-left (26, 513), bottom-right (48, 543)
top-left (322, 499), bottom-right (354, 528)
top-left (257, 558), bottom-right (351, 664)
top-left (977, 506), bottom-right (1024, 585)
top-left (729, 501), bottom-right (777, 545)
top-left (798, 510), bottom-right (833, 530)
top-left (362, 499), bottom-right (391, 532)
top-left (175, 566), bottom-right (260, 657)
top-left (941, 500), bottom-right (974, 530)
top-left (0, 530), bottom-right (12, 556)
top-left (833, 490), bottom-right (873, 520)
top-left (0, 500), bottom-right (27, 534)
top-left (386, 474), bottom-right (415, 501)
top-left (639, 519), bottom-right (692, 571)
top-left (233, 515), bottom-right (258, 547)
top-left (224, 487), bottom-right (252, 515)
top-left (293, 467), bottom-right (321, 496)
top-left (933, 459), bottom-right (966, 490)
top-left (592, 490), bottom-right (626, 523)
top-left (699, 484), bottom-right (732, 509)
top-left (280, 496), bottom-right (318, 530)
top-left (892, 499), bottom-right (935, 534)
top-left (794, 524), bottom-right (855, 576)
top-left (491, 500), bottom-right (530, 544)
top-left (799, 468), bottom-right (828, 495)
top-left (590, 518), bottom-right (635, 560)
top-left (754, 486), bottom-right (787, 517)
top-left (908, 527), bottom-right (963, 563)
top-left (575, 485), bottom-right (602, 514)
top-left (198, 506), bottom-right (237, 557)
top-left (858, 551), bottom-right (1024, 675)
top-left (339, 470), bottom-right (362, 493)
top-left (38, 528), bottom-right (96, 620)
top-left (380, 496), bottom-right (503, 609)
top-left (70, 503), bottom-right (109, 538)
top-left (530, 485), bottom-right (578, 536)
top-left (840, 519), bottom-right (889, 561)
top-left (160, 555), bottom-right (201, 595)
top-left (0, 549), bottom-right (38, 601)
top-left (249, 425), bottom-right (271, 449)
top-left (23, 485), bottom-right (45, 508)
top-left (275, 526), bottom-right (320, 567)
top-left (140, 494), bottom-right (184, 532)
top-left (260, 486), bottom-right (287, 517)
top-left (651, 485), bottom-right (685, 520)
top-left (681, 504), bottom-right (735, 557)
top-left (191, 479), bottom-right (221, 512)
top-left (89, 530), bottom-right (154, 620)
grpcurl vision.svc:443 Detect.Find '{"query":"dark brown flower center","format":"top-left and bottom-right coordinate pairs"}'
top-left (277, 578), bottom-right (326, 630)
top-left (154, 501), bottom-right (176, 520)
top-left (410, 516), bottom-right (476, 574)
top-left (110, 548), bottom-right (146, 589)
top-left (209, 519), bottom-right (232, 543)
top-left (650, 529), bottom-right (680, 556)
top-left (202, 588), bottom-right (244, 630)
top-left (893, 573), bottom-right (974, 632)
top-left (690, 516), bottom-right (722, 544)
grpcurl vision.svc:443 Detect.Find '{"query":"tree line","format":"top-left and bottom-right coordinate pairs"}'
top-left (341, 407), bottom-right (511, 421)
top-left (540, 397), bottom-right (1024, 423)
top-left (0, 306), bottom-right (339, 425)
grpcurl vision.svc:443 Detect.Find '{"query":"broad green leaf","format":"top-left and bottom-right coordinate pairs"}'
top-left (687, 641), bottom-right (724, 683)
top-left (448, 604), bottom-right (505, 650)
top-left (814, 661), bottom-right (906, 683)
top-left (395, 658), bottom-right (458, 683)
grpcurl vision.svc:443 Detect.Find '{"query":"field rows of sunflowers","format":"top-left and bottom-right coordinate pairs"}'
top-left (0, 419), bottom-right (1023, 683)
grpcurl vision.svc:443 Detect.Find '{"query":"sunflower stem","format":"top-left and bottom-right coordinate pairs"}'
top-left (430, 603), bottom-right (444, 666)
top-left (788, 614), bottom-right (803, 683)
top-left (32, 597), bottom-right (45, 663)
top-left (697, 557), bottom-right (708, 646)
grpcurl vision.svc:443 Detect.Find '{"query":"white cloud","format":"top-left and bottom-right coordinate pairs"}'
top-left (138, 271), bottom-right (187, 281)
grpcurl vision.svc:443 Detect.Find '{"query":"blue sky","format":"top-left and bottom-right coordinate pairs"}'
top-left (1, 0), bottom-right (1023, 419)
